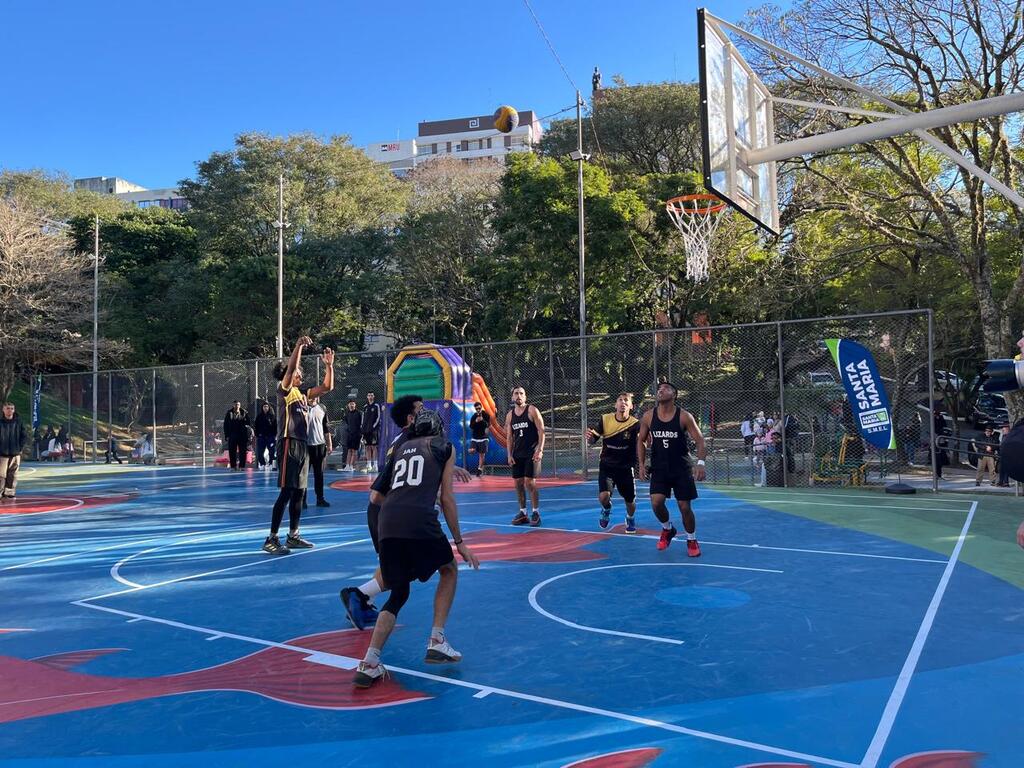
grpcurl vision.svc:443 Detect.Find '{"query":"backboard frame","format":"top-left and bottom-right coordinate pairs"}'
top-left (697, 8), bottom-right (780, 236)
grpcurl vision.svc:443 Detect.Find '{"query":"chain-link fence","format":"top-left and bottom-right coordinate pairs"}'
top-left (39, 310), bottom-right (934, 488)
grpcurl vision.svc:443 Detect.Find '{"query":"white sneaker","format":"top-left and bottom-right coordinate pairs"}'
top-left (425, 637), bottom-right (462, 664)
top-left (361, 465), bottom-right (370, 473)
top-left (352, 660), bottom-right (388, 688)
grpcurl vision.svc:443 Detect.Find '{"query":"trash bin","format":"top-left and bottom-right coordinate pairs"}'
top-left (765, 453), bottom-right (784, 487)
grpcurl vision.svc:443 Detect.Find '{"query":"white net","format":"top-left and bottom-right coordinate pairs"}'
top-left (665, 195), bottom-right (727, 283)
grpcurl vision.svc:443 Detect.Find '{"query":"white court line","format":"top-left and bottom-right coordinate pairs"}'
top-left (70, 600), bottom-right (858, 768)
top-left (458, 520), bottom-right (948, 564)
top-left (82, 537), bottom-right (373, 602)
top-left (711, 487), bottom-right (974, 507)
top-left (709, 497), bottom-right (970, 514)
top-left (2, 509), bottom-right (368, 573)
top-left (108, 525), bottom-right (365, 589)
top-left (858, 501), bottom-right (977, 768)
top-left (0, 495), bottom-right (86, 517)
top-left (528, 562), bottom-right (782, 645)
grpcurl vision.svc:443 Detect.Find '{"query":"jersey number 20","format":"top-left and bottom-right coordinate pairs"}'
top-left (393, 455), bottom-right (424, 489)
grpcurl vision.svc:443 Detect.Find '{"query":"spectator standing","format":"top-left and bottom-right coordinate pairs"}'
top-left (223, 400), bottom-right (250, 470)
top-left (972, 427), bottom-right (998, 486)
top-left (997, 425), bottom-right (1011, 487)
top-left (740, 412), bottom-right (754, 458)
top-left (343, 400), bottom-right (362, 471)
top-left (254, 401), bottom-right (277, 471)
top-left (104, 431), bottom-right (123, 464)
top-left (306, 397), bottom-right (332, 507)
top-left (361, 392), bottom-right (382, 473)
top-left (469, 402), bottom-right (491, 476)
top-left (0, 402), bottom-right (28, 499)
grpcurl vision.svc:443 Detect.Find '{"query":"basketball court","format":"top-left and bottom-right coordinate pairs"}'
top-left (2, 464), bottom-right (1021, 767)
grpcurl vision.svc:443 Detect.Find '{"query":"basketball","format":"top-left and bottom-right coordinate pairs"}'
top-left (493, 105), bottom-right (519, 133)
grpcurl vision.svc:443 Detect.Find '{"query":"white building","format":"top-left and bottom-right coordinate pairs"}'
top-left (364, 110), bottom-right (542, 175)
top-left (74, 176), bottom-right (189, 211)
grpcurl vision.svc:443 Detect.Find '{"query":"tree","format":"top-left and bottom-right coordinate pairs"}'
top-left (68, 207), bottom-right (205, 367)
top-left (179, 132), bottom-right (409, 356)
top-left (746, 0), bottom-right (1024, 365)
top-left (0, 199), bottom-right (96, 400)
top-left (0, 170), bottom-right (126, 222)
top-left (540, 79), bottom-right (703, 175)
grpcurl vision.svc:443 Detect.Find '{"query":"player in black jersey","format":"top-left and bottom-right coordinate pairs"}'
top-left (586, 392), bottom-right (641, 532)
top-left (352, 410), bottom-right (480, 689)
top-left (637, 381), bottom-right (706, 555)
top-left (504, 386), bottom-right (545, 526)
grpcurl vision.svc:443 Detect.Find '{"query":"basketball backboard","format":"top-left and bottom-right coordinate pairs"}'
top-left (697, 8), bottom-right (780, 236)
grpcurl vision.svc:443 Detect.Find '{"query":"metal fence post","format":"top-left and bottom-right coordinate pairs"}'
top-left (928, 310), bottom-right (937, 492)
top-left (549, 339), bottom-right (557, 475)
top-left (580, 339), bottom-right (589, 480)
top-left (201, 364), bottom-right (207, 468)
top-left (67, 374), bottom-right (71, 454)
top-left (152, 369), bottom-right (158, 460)
top-left (255, 359), bottom-right (260, 403)
top-left (652, 331), bottom-right (658, 388)
top-left (776, 322), bottom-right (789, 487)
top-left (107, 373), bottom-right (112, 436)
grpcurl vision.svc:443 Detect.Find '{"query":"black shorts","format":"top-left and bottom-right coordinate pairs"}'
top-left (598, 464), bottom-right (636, 503)
top-left (470, 438), bottom-right (489, 454)
top-left (346, 433), bottom-right (361, 451)
top-left (363, 431), bottom-right (379, 447)
top-left (379, 536), bottom-right (454, 587)
top-left (277, 438), bottom-right (309, 490)
top-left (649, 470), bottom-right (698, 501)
top-left (512, 456), bottom-right (537, 479)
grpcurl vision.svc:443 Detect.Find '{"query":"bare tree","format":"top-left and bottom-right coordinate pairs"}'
top-left (747, 0), bottom-right (1024, 360)
top-left (0, 199), bottom-right (94, 400)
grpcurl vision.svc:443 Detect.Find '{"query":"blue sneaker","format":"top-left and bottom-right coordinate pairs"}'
top-left (340, 587), bottom-right (379, 630)
top-left (599, 508), bottom-right (611, 529)
top-left (624, 516), bottom-right (637, 534)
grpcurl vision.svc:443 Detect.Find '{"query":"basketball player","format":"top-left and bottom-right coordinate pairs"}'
top-left (353, 410), bottom-right (480, 688)
top-left (586, 392), bottom-right (640, 532)
top-left (637, 381), bottom-right (706, 554)
top-left (504, 386), bottom-right (544, 526)
top-left (263, 337), bottom-right (334, 555)
top-left (341, 395), bottom-right (473, 629)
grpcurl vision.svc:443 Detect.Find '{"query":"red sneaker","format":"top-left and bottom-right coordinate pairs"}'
top-left (657, 526), bottom-right (677, 551)
top-left (686, 538), bottom-right (701, 557)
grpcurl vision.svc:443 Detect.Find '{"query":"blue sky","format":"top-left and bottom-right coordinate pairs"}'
top-left (2, 1), bottom-right (763, 189)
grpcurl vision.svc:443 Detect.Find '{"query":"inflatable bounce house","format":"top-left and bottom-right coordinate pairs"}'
top-left (384, 344), bottom-right (508, 467)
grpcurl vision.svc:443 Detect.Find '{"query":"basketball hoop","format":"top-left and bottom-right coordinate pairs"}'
top-left (665, 193), bottom-right (727, 283)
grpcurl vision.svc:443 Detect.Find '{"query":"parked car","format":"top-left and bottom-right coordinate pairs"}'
top-left (971, 393), bottom-right (1009, 429)
top-left (934, 369), bottom-right (962, 390)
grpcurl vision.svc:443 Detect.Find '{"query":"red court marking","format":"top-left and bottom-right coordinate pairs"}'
top-left (331, 475), bottom-right (583, 493)
top-left (0, 628), bottom-right (427, 723)
top-left (0, 494), bottom-right (137, 516)
top-left (889, 752), bottom-right (984, 768)
top-left (459, 528), bottom-right (608, 563)
top-left (562, 747), bottom-right (663, 767)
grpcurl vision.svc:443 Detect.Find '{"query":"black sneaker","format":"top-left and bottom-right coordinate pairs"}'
top-left (286, 533), bottom-right (314, 549)
top-left (263, 535), bottom-right (290, 555)
top-left (511, 511), bottom-right (529, 525)
top-left (529, 512), bottom-right (541, 527)
top-left (316, 499), bottom-right (331, 507)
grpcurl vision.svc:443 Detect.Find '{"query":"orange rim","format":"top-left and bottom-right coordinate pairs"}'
top-left (665, 193), bottom-right (726, 216)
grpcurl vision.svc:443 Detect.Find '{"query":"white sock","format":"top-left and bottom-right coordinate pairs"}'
top-left (359, 579), bottom-right (382, 599)
top-left (532, 508), bottom-right (540, 516)
top-left (661, 521), bottom-right (673, 530)
top-left (430, 626), bottom-right (445, 643)
top-left (363, 647), bottom-right (381, 665)
top-left (519, 508), bottom-right (526, 515)
top-left (686, 532), bottom-right (696, 540)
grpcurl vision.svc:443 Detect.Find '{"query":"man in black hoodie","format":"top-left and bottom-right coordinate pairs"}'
top-left (253, 401), bottom-right (277, 471)
top-left (0, 402), bottom-right (28, 500)
top-left (223, 401), bottom-right (251, 470)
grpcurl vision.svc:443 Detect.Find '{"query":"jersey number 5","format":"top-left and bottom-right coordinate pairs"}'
top-left (392, 455), bottom-right (424, 489)
top-left (662, 439), bottom-right (669, 449)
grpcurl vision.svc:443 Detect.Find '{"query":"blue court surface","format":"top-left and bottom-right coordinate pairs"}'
top-left (2, 465), bottom-right (1022, 768)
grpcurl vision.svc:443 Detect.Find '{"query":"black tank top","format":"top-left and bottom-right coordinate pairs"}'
top-left (509, 405), bottom-right (539, 459)
top-left (650, 406), bottom-right (689, 477)
top-left (378, 434), bottom-right (451, 540)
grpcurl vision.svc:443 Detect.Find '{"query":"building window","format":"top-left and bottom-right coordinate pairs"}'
top-left (460, 140), bottom-right (469, 151)
top-left (432, 143), bottom-right (437, 154)
top-left (446, 141), bottom-right (452, 153)
top-left (504, 135), bottom-right (512, 148)
top-left (487, 138), bottom-right (493, 149)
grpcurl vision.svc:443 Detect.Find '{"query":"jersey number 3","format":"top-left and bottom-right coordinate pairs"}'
top-left (392, 455), bottom-right (425, 489)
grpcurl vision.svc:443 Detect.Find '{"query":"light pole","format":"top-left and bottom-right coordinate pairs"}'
top-left (570, 90), bottom-right (591, 477)
top-left (272, 174), bottom-right (289, 358)
top-left (92, 215), bottom-right (99, 463)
